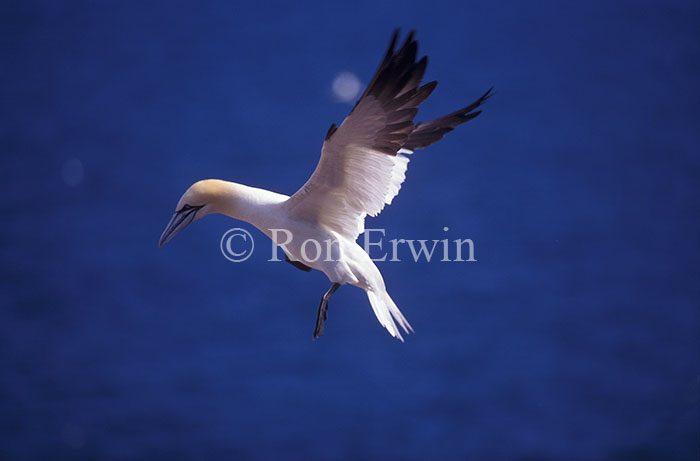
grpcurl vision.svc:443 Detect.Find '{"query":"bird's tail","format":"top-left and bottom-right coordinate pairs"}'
top-left (366, 289), bottom-right (414, 341)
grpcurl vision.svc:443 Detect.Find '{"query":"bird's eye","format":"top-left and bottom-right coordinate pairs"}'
top-left (178, 204), bottom-right (193, 212)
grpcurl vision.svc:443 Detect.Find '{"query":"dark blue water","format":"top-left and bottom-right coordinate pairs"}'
top-left (1, 1), bottom-right (698, 459)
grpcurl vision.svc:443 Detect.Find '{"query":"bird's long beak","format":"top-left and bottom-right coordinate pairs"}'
top-left (158, 207), bottom-right (201, 248)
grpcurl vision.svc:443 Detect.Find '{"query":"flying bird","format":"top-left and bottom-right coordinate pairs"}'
top-left (159, 30), bottom-right (492, 341)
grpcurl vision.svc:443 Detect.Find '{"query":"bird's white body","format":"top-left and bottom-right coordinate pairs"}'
top-left (159, 31), bottom-right (490, 340)
top-left (206, 180), bottom-right (412, 339)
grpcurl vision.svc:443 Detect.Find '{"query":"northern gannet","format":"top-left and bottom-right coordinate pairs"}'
top-left (159, 30), bottom-right (492, 341)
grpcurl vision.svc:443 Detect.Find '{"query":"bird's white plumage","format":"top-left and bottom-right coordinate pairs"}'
top-left (160, 31), bottom-right (490, 341)
top-left (283, 96), bottom-right (414, 240)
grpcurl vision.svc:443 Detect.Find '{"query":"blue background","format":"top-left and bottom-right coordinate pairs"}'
top-left (1, 1), bottom-right (698, 459)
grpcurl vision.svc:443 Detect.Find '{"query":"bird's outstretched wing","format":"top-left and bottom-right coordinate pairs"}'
top-left (283, 30), bottom-right (492, 240)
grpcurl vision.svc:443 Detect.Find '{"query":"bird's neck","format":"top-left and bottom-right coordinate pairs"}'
top-left (212, 181), bottom-right (288, 229)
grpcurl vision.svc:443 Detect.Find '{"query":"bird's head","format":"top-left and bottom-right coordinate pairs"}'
top-left (159, 179), bottom-right (226, 247)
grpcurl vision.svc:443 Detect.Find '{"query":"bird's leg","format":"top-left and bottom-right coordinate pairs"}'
top-left (284, 253), bottom-right (312, 272)
top-left (313, 283), bottom-right (341, 340)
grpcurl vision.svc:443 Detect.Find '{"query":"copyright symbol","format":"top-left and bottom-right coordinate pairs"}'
top-left (220, 228), bottom-right (254, 262)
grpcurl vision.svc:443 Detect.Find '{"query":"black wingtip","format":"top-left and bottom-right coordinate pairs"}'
top-left (480, 86), bottom-right (495, 103)
top-left (459, 86), bottom-right (494, 114)
top-left (422, 80), bottom-right (438, 92)
top-left (387, 29), bottom-right (400, 54)
top-left (325, 123), bottom-right (338, 141)
top-left (403, 30), bottom-right (416, 47)
top-left (401, 86), bottom-right (493, 151)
